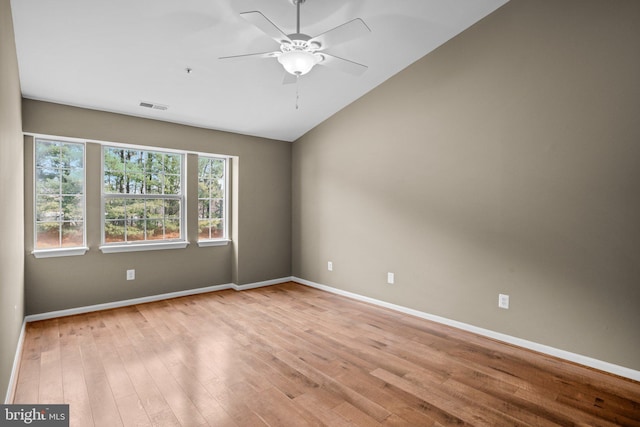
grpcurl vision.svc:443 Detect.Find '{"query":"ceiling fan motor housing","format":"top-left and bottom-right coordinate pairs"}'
top-left (277, 37), bottom-right (322, 75)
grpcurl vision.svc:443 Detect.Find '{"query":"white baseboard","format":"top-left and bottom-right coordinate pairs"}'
top-left (234, 276), bottom-right (294, 291)
top-left (24, 277), bottom-right (293, 323)
top-left (292, 277), bottom-right (640, 382)
top-left (4, 319), bottom-right (26, 404)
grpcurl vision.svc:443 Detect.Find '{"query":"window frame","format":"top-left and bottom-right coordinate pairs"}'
top-left (32, 138), bottom-right (88, 258)
top-left (99, 144), bottom-right (189, 253)
top-left (197, 154), bottom-right (230, 247)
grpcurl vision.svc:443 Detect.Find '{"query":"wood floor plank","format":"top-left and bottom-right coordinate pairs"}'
top-left (275, 349), bottom-right (392, 422)
top-left (13, 282), bottom-right (640, 426)
top-left (57, 316), bottom-right (94, 427)
top-left (108, 309), bottom-right (182, 426)
top-left (203, 378), bottom-right (268, 426)
top-left (13, 322), bottom-right (44, 404)
top-left (77, 315), bottom-right (125, 427)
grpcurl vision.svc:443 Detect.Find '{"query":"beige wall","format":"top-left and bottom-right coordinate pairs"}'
top-left (293, 0), bottom-right (640, 371)
top-left (23, 100), bottom-right (291, 315)
top-left (0, 0), bottom-right (25, 402)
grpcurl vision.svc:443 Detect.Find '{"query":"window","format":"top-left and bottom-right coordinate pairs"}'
top-left (102, 147), bottom-right (185, 249)
top-left (198, 156), bottom-right (227, 242)
top-left (34, 139), bottom-right (85, 254)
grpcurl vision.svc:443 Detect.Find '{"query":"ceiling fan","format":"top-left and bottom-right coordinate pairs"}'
top-left (220, 0), bottom-right (371, 83)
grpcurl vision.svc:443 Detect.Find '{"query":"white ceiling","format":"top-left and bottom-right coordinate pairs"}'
top-left (11, 0), bottom-right (508, 142)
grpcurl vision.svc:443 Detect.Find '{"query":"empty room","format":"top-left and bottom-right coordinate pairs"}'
top-left (1, 0), bottom-right (639, 425)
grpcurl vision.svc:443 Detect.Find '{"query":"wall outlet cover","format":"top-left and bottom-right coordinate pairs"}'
top-left (499, 293), bottom-right (509, 309)
top-left (387, 272), bottom-right (395, 284)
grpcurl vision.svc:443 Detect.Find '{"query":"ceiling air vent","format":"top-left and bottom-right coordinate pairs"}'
top-left (139, 101), bottom-right (168, 111)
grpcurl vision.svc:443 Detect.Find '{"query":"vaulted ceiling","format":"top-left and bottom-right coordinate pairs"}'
top-left (11, 0), bottom-right (508, 141)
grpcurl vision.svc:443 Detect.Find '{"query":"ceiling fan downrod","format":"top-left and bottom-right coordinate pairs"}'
top-left (292, 0), bottom-right (306, 34)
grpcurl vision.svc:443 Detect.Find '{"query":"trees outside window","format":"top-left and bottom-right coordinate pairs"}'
top-left (34, 139), bottom-right (85, 249)
top-left (198, 156), bottom-right (226, 240)
top-left (103, 147), bottom-right (184, 244)
top-left (33, 140), bottom-right (226, 253)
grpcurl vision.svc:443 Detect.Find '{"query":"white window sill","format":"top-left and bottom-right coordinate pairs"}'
top-left (99, 241), bottom-right (189, 254)
top-left (32, 247), bottom-right (89, 258)
top-left (197, 239), bottom-right (231, 247)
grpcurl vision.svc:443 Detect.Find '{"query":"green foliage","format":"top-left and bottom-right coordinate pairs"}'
top-left (104, 148), bottom-right (181, 195)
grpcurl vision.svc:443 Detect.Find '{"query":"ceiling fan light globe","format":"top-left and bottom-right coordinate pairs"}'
top-left (278, 50), bottom-right (320, 76)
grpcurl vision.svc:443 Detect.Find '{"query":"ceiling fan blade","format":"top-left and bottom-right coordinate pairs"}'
top-left (282, 72), bottom-right (298, 85)
top-left (318, 53), bottom-right (368, 76)
top-left (310, 18), bottom-right (371, 50)
top-left (219, 51), bottom-right (278, 61)
top-left (240, 11), bottom-right (292, 44)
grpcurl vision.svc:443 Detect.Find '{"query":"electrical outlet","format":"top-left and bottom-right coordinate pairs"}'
top-left (328, 261), bottom-right (333, 271)
top-left (498, 293), bottom-right (509, 309)
top-left (126, 269), bottom-right (135, 281)
top-left (387, 272), bottom-right (395, 284)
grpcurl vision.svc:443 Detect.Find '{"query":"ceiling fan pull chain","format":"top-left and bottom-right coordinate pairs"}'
top-left (295, 75), bottom-right (300, 110)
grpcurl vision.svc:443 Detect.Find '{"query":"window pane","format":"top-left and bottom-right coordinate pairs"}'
top-left (212, 219), bottom-right (224, 238)
top-left (36, 195), bottom-right (61, 221)
top-left (198, 158), bottom-right (211, 179)
top-left (105, 199), bottom-right (125, 220)
top-left (105, 220), bottom-right (125, 243)
top-left (125, 174), bottom-right (145, 194)
top-left (211, 178), bottom-right (224, 198)
top-left (212, 198), bottom-right (224, 219)
top-left (104, 148), bottom-right (125, 172)
top-left (126, 199), bottom-right (145, 220)
top-left (165, 200), bottom-right (180, 219)
top-left (36, 168), bottom-right (60, 194)
top-left (104, 172), bottom-right (123, 193)
top-left (145, 152), bottom-right (163, 174)
top-left (164, 174), bottom-right (181, 194)
top-left (36, 223), bottom-right (61, 249)
top-left (127, 220), bottom-right (145, 241)
top-left (145, 173), bottom-right (162, 194)
top-left (62, 222), bottom-right (83, 247)
top-left (166, 220), bottom-right (180, 239)
top-left (146, 219), bottom-right (165, 240)
top-left (126, 151), bottom-right (144, 174)
top-left (62, 196), bottom-right (83, 221)
top-left (66, 144), bottom-right (84, 169)
top-left (165, 154), bottom-right (181, 172)
top-left (146, 199), bottom-right (164, 219)
top-left (198, 200), bottom-right (208, 219)
top-left (36, 141), bottom-right (59, 168)
top-left (210, 158), bottom-right (224, 178)
top-left (62, 169), bottom-right (83, 194)
top-left (198, 219), bottom-right (211, 240)
top-left (198, 180), bottom-right (210, 199)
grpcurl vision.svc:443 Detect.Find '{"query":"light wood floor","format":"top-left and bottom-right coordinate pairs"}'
top-left (13, 282), bottom-right (640, 426)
